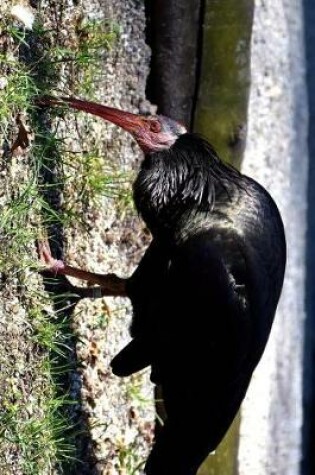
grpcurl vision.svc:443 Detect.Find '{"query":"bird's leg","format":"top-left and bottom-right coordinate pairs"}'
top-left (38, 240), bottom-right (127, 298)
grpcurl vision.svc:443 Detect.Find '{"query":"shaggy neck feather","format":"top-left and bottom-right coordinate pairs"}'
top-left (133, 134), bottom-right (242, 238)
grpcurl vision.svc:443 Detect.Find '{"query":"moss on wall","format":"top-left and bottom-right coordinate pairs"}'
top-left (194, 0), bottom-right (254, 168)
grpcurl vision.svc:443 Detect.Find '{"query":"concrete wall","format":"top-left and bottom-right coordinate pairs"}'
top-left (238, 1), bottom-right (308, 474)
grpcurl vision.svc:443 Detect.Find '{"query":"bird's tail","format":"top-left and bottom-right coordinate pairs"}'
top-left (144, 417), bottom-right (219, 475)
top-left (144, 377), bottom-right (250, 475)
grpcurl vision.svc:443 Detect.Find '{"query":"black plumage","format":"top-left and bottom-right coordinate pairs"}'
top-left (38, 97), bottom-right (286, 475)
top-left (112, 133), bottom-right (286, 474)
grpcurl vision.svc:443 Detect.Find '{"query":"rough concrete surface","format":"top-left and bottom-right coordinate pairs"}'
top-left (238, 1), bottom-right (308, 474)
top-left (60, 1), bottom-right (156, 473)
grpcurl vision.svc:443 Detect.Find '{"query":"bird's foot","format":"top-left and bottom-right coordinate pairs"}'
top-left (37, 239), bottom-right (83, 303)
top-left (37, 239), bottom-right (128, 298)
top-left (38, 239), bottom-right (65, 275)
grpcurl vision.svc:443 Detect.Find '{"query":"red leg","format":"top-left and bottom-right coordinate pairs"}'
top-left (38, 240), bottom-right (127, 298)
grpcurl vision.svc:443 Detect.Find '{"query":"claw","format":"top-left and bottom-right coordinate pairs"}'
top-left (37, 239), bottom-right (65, 275)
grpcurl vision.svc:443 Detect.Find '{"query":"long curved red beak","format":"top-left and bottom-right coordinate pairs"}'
top-left (38, 96), bottom-right (146, 135)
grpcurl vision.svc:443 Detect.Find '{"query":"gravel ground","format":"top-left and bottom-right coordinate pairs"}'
top-left (238, 1), bottom-right (308, 474)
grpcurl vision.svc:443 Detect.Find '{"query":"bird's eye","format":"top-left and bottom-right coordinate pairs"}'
top-left (149, 120), bottom-right (161, 133)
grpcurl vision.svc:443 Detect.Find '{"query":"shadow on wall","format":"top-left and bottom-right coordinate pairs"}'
top-left (144, 0), bottom-right (202, 129)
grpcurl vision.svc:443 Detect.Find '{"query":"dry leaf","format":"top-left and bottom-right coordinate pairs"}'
top-left (11, 115), bottom-right (31, 154)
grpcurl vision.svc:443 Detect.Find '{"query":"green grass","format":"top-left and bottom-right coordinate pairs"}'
top-left (0, 7), bottom-right (124, 475)
top-left (62, 147), bottom-right (135, 217)
top-left (117, 442), bottom-right (146, 475)
top-left (126, 374), bottom-right (152, 407)
top-left (0, 391), bottom-right (77, 474)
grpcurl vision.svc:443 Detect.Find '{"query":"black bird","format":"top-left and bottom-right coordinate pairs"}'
top-left (39, 96), bottom-right (286, 475)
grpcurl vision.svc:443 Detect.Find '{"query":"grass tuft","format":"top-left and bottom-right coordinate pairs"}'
top-left (0, 6), bottom-right (123, 474)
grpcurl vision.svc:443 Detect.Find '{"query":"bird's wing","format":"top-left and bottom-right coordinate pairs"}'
top-left (155, 229), bottom-right (253, 382)
top-left (112, 229), bottom-right (254, 383)
top-left (145, 230), bottom-right (255, 474)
